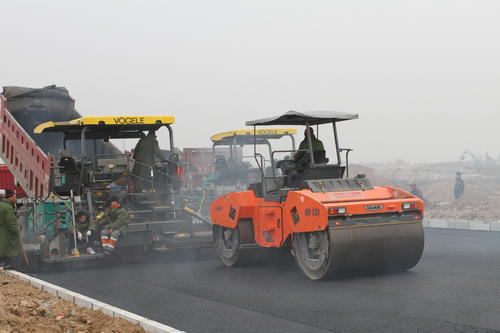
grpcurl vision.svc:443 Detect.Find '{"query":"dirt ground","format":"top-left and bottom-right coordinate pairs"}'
top-left (0, 272), bottom-right (146, 333)
top-left (362, 161), bottom-right (500, 221)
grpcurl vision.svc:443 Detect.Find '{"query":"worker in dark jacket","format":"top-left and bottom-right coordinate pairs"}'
top-left (132, 131), bottom-right (165, 186)
top-left (68, 212), bottom-right (95, 254)
top-left (0, 189), bottom-right (21, 269)
top-left (410, 183), bottom-right (424, 200)
top-left (293, 127), bottom-right (325, 164)
top-left (96, 197), bottom-right (128, 254)
top-left (454, 172), bottom-right (465, 199)
top-left (285, 128), bottom-right (325, 185)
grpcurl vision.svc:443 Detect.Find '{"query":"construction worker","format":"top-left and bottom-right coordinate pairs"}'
top-left (0, 189), bottom-right (21, 269)
top-left (410, 183), bottom-right (425, 202)
top-left (214, 156), bottom-right (230, 185)
top-left (132, 131), bottom-right (165, 190)
top-left (68, 212), bottom-right (95, 255)
top-left (454, 172), bottom-right (465, 199)
top-left (293, 127), bottom-right (325, 165)
top-left (284, 128), bottom-right (325, 184)
top-left (97, 197), bottom-right (128, 254)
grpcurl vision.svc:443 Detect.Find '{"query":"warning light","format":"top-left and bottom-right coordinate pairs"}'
top-left (403, 202), bottom-right (418, 210)
top-left (328, 207), bottom-right (346, 215)
top-left (335, 221), bottom-right (343, 226)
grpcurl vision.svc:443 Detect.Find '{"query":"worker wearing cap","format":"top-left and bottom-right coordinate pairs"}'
top-left (96, 197), bottom-right (128, 254)
top-left (0, 189), bottom-right (22, 269)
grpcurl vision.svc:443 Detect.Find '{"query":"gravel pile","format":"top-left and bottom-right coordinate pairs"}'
top-left (0, 272), bottom-right (146, 333)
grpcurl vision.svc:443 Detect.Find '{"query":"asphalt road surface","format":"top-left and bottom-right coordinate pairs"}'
top-left (38, 228), bottom-right (500, 333)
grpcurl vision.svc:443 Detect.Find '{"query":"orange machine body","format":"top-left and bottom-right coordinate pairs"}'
top-left (211, 186), bottom-right (424, 248)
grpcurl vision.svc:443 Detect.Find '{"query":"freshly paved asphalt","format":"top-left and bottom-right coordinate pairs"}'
top-left (37, 228), bottom-right (500, 333)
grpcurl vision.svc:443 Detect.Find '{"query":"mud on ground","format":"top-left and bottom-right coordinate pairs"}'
top-left (0, 272), bottom-right (145, 333)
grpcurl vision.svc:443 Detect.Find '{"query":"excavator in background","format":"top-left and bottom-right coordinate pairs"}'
top-left (211, 111), bottom-right (425, 280)
top-left (460, 150), bottom-right (497, 167)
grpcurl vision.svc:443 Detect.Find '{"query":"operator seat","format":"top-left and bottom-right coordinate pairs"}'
top-left (276, 159), bottom-right (293, 175)
top-left (58, 156), bottom-right (79, 174)
top-left (55, 153), bottom-right (82, 195)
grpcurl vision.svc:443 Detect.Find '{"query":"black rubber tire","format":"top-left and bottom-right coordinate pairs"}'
top-left (292, 230), bottom-right (332, 280)
top-left (214, 224), bottom-right (241, 267)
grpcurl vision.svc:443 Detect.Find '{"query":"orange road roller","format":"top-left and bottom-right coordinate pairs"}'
top-left (211, 111), bottom-right (424, 280)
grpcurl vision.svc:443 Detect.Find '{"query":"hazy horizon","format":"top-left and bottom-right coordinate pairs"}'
top-left (1, 0), bottom-right (499, 164)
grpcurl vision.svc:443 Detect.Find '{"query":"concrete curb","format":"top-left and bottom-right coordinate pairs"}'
top-left (1, 269), bottom-right (184, 333)
top-left (424, 219), bottom-right (500, 232)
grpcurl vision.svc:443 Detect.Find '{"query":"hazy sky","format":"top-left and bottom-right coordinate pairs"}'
top-left (1, 0), bottom-right (499, 163)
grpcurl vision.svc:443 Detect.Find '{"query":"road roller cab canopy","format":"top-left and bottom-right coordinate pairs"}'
top-left (247, 110), bottom-right (358, 166)
top-left (246, 110), bottom-right (358, 126)
top-left (246, 111), bottom-right (359, 188)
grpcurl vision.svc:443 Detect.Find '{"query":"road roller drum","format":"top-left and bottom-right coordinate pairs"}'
top-left (293, 220), bottom-right (424, 280)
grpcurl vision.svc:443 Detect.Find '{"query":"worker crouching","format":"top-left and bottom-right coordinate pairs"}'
top-left (68, 212), bottom-right (96, 255)
top-left (95, 197), bottom-right (128, 255)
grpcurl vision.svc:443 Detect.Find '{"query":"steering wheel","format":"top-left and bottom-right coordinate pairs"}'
top-left (276, 159), bottom-right (294, 174)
